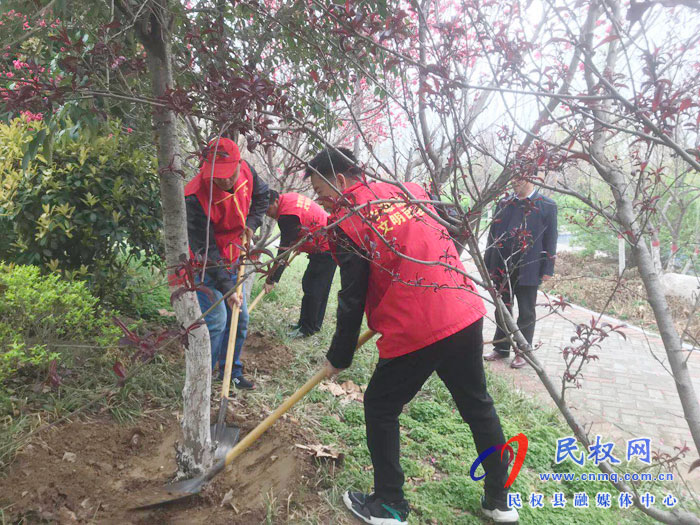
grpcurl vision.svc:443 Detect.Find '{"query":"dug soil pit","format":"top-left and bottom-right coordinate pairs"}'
top-left (0, 332), bottom-right (326, 524)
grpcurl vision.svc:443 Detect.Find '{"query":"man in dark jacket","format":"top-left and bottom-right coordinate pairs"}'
top-left (483, 175), bottom-right (557, 369)
top-left (184, 137), bottom-right (269, 389)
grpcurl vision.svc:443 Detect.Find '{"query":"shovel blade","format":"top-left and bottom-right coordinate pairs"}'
top-left (130, 457), bottom-right (227, 510)
top-left (211, 423), bottom-right (240, 460)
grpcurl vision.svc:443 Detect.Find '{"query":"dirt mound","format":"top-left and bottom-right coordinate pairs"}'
top-left (242, 330), bottom-right (293, 377)
top-left (0, 332), bottom-right (324, 524)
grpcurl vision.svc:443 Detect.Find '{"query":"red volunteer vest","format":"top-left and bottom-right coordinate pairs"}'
top-left (276, 192), bottom-right (330, 253)
top-left (331, 181), bottom-right (485, 359)
top-left (184, 160), bottom-right (254, 265)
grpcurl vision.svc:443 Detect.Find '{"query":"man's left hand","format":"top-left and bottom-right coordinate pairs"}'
top-left (244, 227), bottom-right (254, 247)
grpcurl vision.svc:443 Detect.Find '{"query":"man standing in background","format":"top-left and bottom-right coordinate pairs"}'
top-left (483, 175), bottom-right (558, 369)
top-left (264, 189), bottom-right (336, 338)
top-left (184, 137), bottom-right (269, 389)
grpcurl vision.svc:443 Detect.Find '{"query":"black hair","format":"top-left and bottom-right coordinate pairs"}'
top-left (268, 189), bottom-right (280, 203)
top-left (304, 146), bottom-right (361, 179)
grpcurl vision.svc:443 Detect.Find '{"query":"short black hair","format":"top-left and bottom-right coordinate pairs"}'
top-left (305, 146), bottom-right (361, 179)
top-left (268, 189), bottom-right (279, 203)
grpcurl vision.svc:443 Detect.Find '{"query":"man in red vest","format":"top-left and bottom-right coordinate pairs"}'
top-left (264, 190), bottom-right (336, 337)
top-left (184, 137), bottom-right (269, 390)
top-left (306, 147), bottom-right (518, 525)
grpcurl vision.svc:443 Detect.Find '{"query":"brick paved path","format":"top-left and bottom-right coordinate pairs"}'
top-left (466, 261), bottom-right (700, 493)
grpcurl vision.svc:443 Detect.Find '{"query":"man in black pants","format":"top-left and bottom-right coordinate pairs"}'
top-left (265, 190), bottom-right (336, 337)
top-left (307, 147), bottom-right (518, 525)
top-left (484, 175), bottom-right (558, 369)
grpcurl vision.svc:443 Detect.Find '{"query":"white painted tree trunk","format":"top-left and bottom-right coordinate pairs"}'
top-left (140, 3), bottom-right (213, 476)
top-left (618, 236), bottom-right (625, 276)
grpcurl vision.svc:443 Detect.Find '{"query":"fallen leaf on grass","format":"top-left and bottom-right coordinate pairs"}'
top-left (318, 380), bottom-right (365, 403)
top-left (157, 309), bottom-right (176, 317)
top-left (295, 443), bottom-right (344, 463)
top-left (318, 381), bottom-right (345, 397)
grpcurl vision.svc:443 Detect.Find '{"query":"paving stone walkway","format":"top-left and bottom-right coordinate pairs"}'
top-left (464, 260), bottom-right (700, 493)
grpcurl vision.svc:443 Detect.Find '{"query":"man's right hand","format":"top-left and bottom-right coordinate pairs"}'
top-left (226, 291), bottom-right (242, 309)
top-left (264, 282), bottom-right (275, 294)
top-left (323, 359), bottom-right (345, 378)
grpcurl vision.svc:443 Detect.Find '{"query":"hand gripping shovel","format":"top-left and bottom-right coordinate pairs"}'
top-left (211, 258), bottom-right (247, 459)
top-left (132, 329), bottom-right (376, 509)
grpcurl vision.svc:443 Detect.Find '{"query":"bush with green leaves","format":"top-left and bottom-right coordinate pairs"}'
top-left (0, 117), bottom-right (163, 301)
top-left (0, 264), bottom-right (120, 383)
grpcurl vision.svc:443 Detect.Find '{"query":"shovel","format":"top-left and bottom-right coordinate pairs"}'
top-left (211, 258), bottom-right (247, 459)
top-left (133, 328), bottom-right (377, 509)
top-left (248, 251), bottom-right (299, 313)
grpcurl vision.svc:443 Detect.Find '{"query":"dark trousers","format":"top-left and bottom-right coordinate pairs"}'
top-left (299, 251), bottom-right (336, 334)
top-left (364, 318), bottom-right (509, 502)
top-left (493, 277), bottom-right (538, 356)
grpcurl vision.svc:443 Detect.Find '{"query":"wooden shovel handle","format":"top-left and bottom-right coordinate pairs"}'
top-left (248, 289), bottom-right (266, 313)
top-left (248, 251), bottom-right (300, 314)
top-left (220, 254), bottom-right (248, 400)
top-left (222, 328), bottom-right (377, 467)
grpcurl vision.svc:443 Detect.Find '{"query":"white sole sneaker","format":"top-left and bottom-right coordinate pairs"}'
top-left (481, 505), bottom-right (520, 523)
top-left (342, 491), bottom-right (408, 525)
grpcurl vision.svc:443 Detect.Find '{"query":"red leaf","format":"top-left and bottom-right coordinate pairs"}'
top-left (595, 34), bottom-right (620, 48)
top-left (103, 19), bottom-right (121, 30)
top-left (48, 359), bottom-right (61, 388)
top-left (679, 98), bottom-right (693, 112)
top-left (113, 361), bottom-right (127, 385)
top-left (310, 70), bottom-right (320, 83)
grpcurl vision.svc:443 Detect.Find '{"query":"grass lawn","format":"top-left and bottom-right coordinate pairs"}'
top-left (245, 255), bottom-right (678, 524)
top-left (2, 254), bottom-right (692, 523)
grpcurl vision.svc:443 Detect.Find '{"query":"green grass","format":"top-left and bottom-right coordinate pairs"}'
top-left (245, 255), bottom-right (693, 524)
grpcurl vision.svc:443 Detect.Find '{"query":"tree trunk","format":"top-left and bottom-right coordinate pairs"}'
top-left (577, 0), bottom-right (700, 457)
top-left (650, 233), bottom-right (664, 274)
top-left (466, 233), bottom-right (700, 525)
top-left (140, 4), bottom-right (213, 476)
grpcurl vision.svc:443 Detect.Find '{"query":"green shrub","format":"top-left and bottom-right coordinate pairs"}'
top-left (0, 117), bottom-right (163, 302)
top-left (0, 264), bottom-right (119, 383)
top-left (98, 253), bottom-right (172, 319)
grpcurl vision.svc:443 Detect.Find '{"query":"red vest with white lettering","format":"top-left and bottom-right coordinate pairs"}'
top-left (331, 181), bottom-right (485, 359)
top-left (276, 192), bottom-right (330, 253)
top-left (184, 160), bottom-right (253, 265)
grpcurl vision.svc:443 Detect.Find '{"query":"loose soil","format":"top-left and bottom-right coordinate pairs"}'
top-left (543, 252), bottom-right (700, 344)
top-left (0, 332), bottom-right (328, 524)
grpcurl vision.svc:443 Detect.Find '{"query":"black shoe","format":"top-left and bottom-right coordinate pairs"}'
top-left (232, 376), bottom-right (255, 390)
top-left (287, 327), bottom-right (312, 339)
top-left (288, 323), bottom-right (301, 330)
top-left (481, 494), bottom-right (519, 523)
top-left (343, 491), bottom-right (409, 525)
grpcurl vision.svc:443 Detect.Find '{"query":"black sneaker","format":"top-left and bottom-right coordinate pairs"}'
top-left (343, 491), bottom-right (409, 525)
top-left (232, 376), bottom-right (255, 390)
top-left (481, 494), bottom-right (519, 523)
top-left (287, 327), bottom-right (312, 339)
